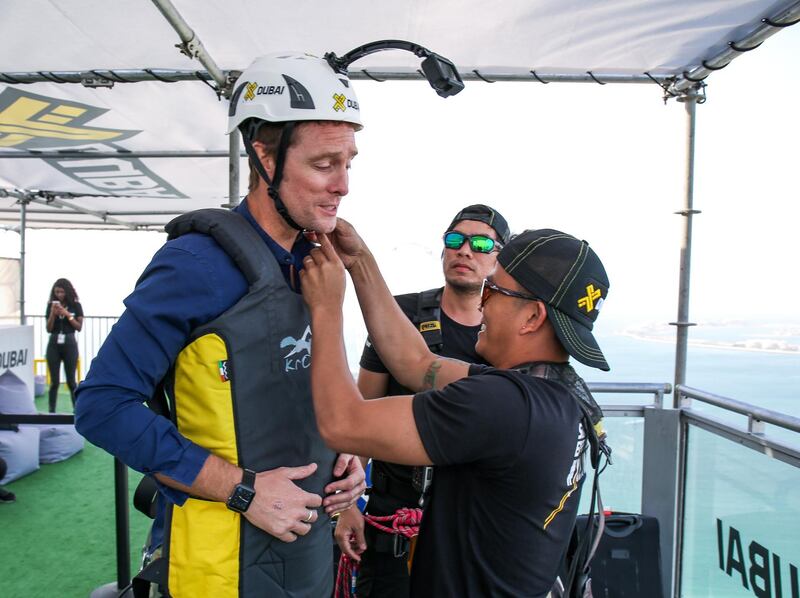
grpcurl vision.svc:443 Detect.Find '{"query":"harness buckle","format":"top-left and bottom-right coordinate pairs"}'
top-left (393, 534), bottom-right (410, 558)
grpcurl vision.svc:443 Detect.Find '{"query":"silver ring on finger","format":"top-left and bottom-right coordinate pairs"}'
top-left (304, 509), bottom-right (314, 523)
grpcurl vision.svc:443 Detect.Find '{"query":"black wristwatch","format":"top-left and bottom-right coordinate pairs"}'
top-left (226, 469), bottom-right (256, 513)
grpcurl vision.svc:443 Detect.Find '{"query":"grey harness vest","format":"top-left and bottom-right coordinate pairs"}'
top-left (137, 209), bottom-right (336, 598)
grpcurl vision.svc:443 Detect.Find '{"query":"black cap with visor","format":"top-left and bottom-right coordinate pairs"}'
top-left (497, 229), bottom-right (610, 371)
top-left (447, 204), bottom-right (511, 245)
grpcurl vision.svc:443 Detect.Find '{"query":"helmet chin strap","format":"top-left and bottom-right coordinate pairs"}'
top-left (240, 120), bottom-right (304, 231)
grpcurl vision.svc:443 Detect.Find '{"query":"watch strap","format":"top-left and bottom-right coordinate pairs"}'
top-left (241, 468), bottom-right (256, 489)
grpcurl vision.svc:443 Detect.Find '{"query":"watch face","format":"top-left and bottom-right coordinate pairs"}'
top-left (227, 485), bottom-right (256, 513)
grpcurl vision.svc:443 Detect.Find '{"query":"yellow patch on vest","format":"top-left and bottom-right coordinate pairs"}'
top-left (173, 334), bottom-right (238, 463)
top-left (169, 500), bottom-right (241, 597)
top-left (419, 320), bottom-right (441, 332)
top-left (170, 333), bottom-right (240, 597)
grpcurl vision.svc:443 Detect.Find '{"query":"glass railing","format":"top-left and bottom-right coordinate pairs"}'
top-left (577, 383), bottom-right (669, 515)
top-left (681, 426), bottom-right (800, 597)
top-left (572, 383), bottom-right (800, 598)
top-left (677, 386), bottom-right (800, 598)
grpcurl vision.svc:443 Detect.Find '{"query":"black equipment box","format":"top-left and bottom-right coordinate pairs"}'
top-left (575, 512), bottom-right (664, 598)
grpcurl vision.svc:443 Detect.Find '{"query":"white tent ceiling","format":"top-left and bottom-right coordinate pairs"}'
top-left (1, 0), bottom-right (798, 229)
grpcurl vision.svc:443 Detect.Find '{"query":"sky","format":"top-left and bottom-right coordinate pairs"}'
top-left (1, 24), bottom-right (798, 349)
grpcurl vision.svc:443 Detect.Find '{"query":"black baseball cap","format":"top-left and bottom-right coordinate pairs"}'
top-left (447, 204), bottom-right (511, 245)
top-left (498, 229), bottom-right (610, 371)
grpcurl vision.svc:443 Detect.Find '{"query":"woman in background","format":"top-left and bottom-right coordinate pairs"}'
top-left (45, 278), bottom-right (83, 412)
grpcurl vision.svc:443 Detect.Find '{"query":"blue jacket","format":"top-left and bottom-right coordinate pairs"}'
top-left (75, 199), bottom-right (313, 543)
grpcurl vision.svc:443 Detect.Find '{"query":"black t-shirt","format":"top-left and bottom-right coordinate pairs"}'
top-left (45, 301), bottom-right (84, 335)
top-left (410, 365), bottom-right (588, 597)
top-left (359, 290), bottom-right (486, 514)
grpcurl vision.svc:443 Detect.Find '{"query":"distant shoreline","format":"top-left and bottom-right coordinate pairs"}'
top-left (621, 332), bottom-right (800, 356)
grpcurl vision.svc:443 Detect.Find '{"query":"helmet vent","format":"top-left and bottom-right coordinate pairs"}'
top-left (282, 75), bottom-right (315, 109)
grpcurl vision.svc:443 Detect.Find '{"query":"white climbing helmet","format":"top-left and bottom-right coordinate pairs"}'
top-left (227, 51), bottom-right (362, 133)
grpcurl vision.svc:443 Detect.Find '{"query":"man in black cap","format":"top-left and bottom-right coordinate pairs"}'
top-left (301, 225), bottom-right (609, 597)
top-left (334, 204), bottom-right (510, 596)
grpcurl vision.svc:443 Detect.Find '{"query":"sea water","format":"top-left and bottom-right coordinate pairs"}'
top-left (574, 326), bottom-right (800, 431)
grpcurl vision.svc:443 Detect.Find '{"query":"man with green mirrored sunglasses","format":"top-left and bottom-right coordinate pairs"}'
top-left (334, 203), bottom-right (510, 597)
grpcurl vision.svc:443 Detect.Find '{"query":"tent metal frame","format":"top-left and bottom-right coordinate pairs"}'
top-left (1, 0), bottom-right (798, 593)
top-left (1, 0), bottom-right (797, 232)
top-left (1, 0), bottom-right (798, 93)
top-left (1, 68), bottom-right (673, 86)
top-left (0, 150), bottom-right (246, 158)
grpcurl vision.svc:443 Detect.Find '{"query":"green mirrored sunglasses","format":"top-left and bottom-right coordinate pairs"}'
top-left (443, 230), bottom-right (500, 254)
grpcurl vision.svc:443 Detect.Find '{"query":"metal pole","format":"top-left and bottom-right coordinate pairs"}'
top-left (641, 407), bottom-right (681, 598)
top-left (227, 128), bottom-right (241, 208)
top-left (0, 150), bottom-right (246, 159)
top-left (671, 87), bottom-right (701, 405)
top-left (19, 199), bottom-right (26, 325)
top-left (29, 197), bottom-right (139, 230)
top-left (1, 68), bottom-right (672, 86)
top-left (149, 0), bottom-right (227, 88)
top-left (113, 458), bottom-right (131, 590)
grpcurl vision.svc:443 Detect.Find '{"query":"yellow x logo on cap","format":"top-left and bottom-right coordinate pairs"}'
top-left (577, 284), bottom-right (602, 313)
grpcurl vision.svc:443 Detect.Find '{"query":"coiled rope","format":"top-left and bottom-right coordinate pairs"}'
top-left (334, 508), bottom-right (423, 598)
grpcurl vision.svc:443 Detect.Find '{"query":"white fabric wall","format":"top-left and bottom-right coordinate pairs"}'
top-left (0, 257), bottom-right (20, 322)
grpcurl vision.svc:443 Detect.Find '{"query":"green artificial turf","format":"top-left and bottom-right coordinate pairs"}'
top-left (0, 386), bottom-right (152, 598)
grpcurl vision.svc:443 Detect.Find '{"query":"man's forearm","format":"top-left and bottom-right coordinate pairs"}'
top-left (310, 306), bottom-right (363, 445)
top-left (348, 251), bottom-right (433, 391)
top-left (156, 453), bottom-right (240, 502)
top-left (309, 301), bottom-right (432, 465)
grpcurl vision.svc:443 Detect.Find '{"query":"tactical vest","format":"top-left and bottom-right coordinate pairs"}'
top-left (141, 209), bottom-right (336, 598)
top-left (415, 287), bottom-right (444, 351)
top-left (369, 288), bottom-right (444, 523)
top-left (384, 287), bottom-right (443, 397)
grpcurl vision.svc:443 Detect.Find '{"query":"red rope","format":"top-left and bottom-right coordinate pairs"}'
top-left (334, 555), bottom-right (358, 598)
top-left (364, 507), bottom-right (423, 538)
top-left (334, 507), bottom-right (423, 597)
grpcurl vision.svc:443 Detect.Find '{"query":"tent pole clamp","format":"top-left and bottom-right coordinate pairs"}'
top-left (220, 70), bottom-right (240, 100)
top-left (81, 73), bottom-right (115, 89)
top-left (675, 82), bottom-right (706, 105)
top-left (177, 35), bottom-right (201, 61)
top-left (0, 188), bottom-right (33, 206)
top-left (151, 0), bottom-right (227, 90)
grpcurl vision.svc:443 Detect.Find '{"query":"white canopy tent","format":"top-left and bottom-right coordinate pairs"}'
top-left (1, 0), bottom-right (798, 230)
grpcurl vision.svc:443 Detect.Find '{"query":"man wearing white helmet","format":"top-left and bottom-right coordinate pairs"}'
top-left (76, 52), bottom-right (367, 597)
